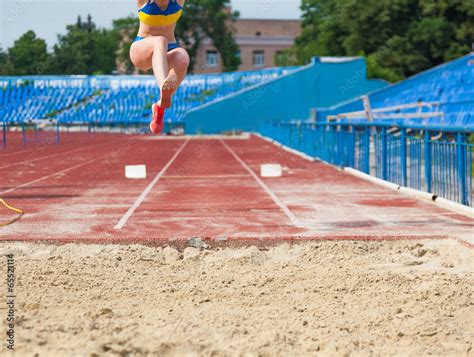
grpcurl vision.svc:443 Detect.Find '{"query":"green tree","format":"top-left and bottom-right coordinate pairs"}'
top-left (51, 15), bottom-right (118, 75)
top-left (0, 47), bottom-right (9, 75)
top-left (51, 15), bottom-right (96, 74)
top-left (92, 28), bottom-right (120, 74)
top-left (7, 31), bottom-right (50, 75)
top-left (290, 0), bottom-right (474, 81)
top-left (365, 53), bottom-right (403, 83)
top-left (113, 16), bottom-right (139, 74)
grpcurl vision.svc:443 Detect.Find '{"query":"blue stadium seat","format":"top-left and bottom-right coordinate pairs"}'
top-left (317, 54), bottom-right (474, 128)
top-left (1, 68), bottom-right (293, 127)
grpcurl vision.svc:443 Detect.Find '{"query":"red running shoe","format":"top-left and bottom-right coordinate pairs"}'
top-left (150, 103), bottom-right (165, 134)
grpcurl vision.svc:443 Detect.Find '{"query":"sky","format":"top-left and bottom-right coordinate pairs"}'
top-left (0, 0), bottom-right (302, 49)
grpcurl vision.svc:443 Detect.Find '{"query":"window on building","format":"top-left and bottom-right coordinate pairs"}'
top-left (253, 50), bottom-right (265, 67)
top-left (275, 51), bottom-right (284, 65)
top-left (206, 51), bottom-right (218, 68)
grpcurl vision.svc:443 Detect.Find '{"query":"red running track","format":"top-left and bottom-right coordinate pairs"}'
top-left (0, 133), bottom-right (472, 246)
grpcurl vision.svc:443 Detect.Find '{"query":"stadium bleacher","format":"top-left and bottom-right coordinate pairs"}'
top-left (2, 54), bottom-right (472, 131)
top-left (0, 68), bottom-right (296, 128)
top-left (0, 84), bottom-right (95, 123)
top-left (316, 53), bottom-right (474, 127)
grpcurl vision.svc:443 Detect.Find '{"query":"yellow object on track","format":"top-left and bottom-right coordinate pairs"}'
top-left (0, 198), bottom-right (24, 227)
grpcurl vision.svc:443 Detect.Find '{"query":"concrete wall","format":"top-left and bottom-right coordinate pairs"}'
top-left (185, 57), bottom-right (388, 134)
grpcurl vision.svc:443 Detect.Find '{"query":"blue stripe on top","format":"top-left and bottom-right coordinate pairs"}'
top-left (132, 36), bottom-right (180, 52)
top-left (139, 0), bottom-right (182, 16)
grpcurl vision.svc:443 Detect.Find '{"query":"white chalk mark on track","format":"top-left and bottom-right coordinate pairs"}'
top-left (0, 139), bottom-right (118, 170)
top-left (114, 139), bottom-right (190, 230)
top-left (163, 174), bottom-right (249, 179)
top-left (220, 139), bottom-right (303, 228)
top-left (0, 144), bottom-right (136, 196)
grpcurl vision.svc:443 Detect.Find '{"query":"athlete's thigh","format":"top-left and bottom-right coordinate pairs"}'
top-left (167, 48), bottom-right (190, 71)
top-left (130, 38), bottom-right (159, 71)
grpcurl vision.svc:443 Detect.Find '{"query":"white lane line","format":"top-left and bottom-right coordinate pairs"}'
top-left (220, 139), bottom-right (302, 228)
top-left (162, 174), bottom-right (249, 179)
top-left (0, 149), bottom-right (36, 158)
top-left (0, 139), bottom-right (116, 170)
top-left (113, 139), bottom-right (190, 230)
top-left (0, 144), bottom-right (136, 196)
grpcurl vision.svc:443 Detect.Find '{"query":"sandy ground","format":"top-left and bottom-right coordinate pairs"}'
top-left (0, 239), bottom-right (473, 357)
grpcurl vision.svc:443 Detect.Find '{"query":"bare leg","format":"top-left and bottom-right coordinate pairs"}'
top-left (166, 48), bottom-right (190, 96)
top-left (151, 37), bottom-right (169, 88)
top-left (130, 39), bottom-right (190, 109)
top-left (158, 48), bottom-right (190, 108)
top-left (129, 36), bottom-right (173, 106)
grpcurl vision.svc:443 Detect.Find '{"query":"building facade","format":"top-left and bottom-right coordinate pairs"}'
top-left (194, 19), bottom-right (301, 74)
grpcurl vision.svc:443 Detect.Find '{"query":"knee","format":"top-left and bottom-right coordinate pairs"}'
top-left (176, 52), bottom-right (190, 70)
top-left (183, 53), bottom-right (191, 68)
top-left (129, 46), bottom-right (150, 70)
top-left (152, 36), bottom-right (168, 51)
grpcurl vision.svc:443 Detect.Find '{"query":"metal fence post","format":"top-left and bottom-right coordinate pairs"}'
top-left (56, 120), bottom-right (61, 145)
top-left (347, 125), bottom-right (355, 168)
top-left (363, 126), bottom-right (371, 174)
top-left (337, 125), bottom-right (344, 166)
top-left (298, 123), bottom-right (302, 151)
top-left (424, 130), bottom-right (432, 193)
top-left (381, 127), bottom-right (388, 180)
top-left (22, 121), bottom-right (27, 147)
top-left (400, 128), bottom-right (407, 187)
top-left (456, 132), bottom-right (468, 205)
top-left (2, 121), bottom-right (6, 149)
top-left (324, 124), bottom-right (331, 164)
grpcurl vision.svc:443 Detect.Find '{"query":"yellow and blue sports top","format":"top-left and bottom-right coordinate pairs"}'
top-left (138, 0), bottom-right (183, 27)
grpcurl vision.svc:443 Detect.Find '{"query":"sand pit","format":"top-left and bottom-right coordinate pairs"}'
top-left (0, 239), bottom-right (473, 356)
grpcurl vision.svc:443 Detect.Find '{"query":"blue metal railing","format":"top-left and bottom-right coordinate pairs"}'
top-left (1, 120), bottom-right (6, 149)
top-left (260, 121), bottom-right (474, 207)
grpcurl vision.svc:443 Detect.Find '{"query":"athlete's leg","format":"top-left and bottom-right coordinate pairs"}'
top-left (155, 47), bottom-right (190, 108)
top-left (129, 39), bottom-right (189, 134)
top-left (130, 37), bottom-right (170, 134)
top-left (130, 36), bottom-right (169, 93)
top-left (167, 48), bottom-right (190, 89)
